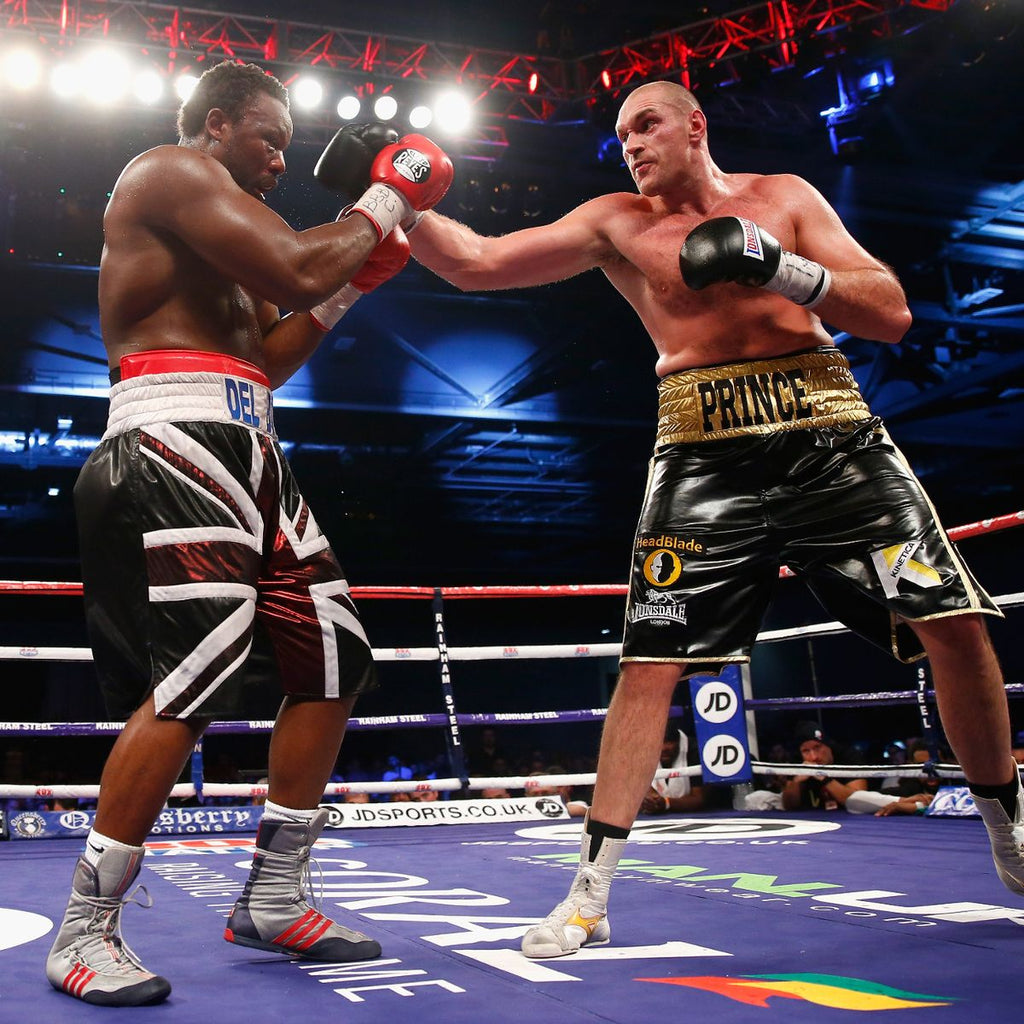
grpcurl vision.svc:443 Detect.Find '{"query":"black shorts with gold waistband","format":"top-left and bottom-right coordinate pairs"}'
top-left (620, 346), bottom-right (1001, 674)
top-left (75, 350), bottom-right (376, 720)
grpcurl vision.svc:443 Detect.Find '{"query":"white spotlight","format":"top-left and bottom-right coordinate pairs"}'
top-left (2, 48), bottom-right (44, 91)
top-left (291, 76), bottom-right (323, 110)
top-left (133, 69), bottom-right (164, 105)
top-left (373, 94), bottom-right (398, 121)
top-left (51, 62), bottom-right (83, 100)
top-left (336, 94), bottom-right (361, 120)
top-left (175, 72), bottom-right (200, 102)
top-left (433, 90), bottom-right (472, 135)
top-left (81, 49), bottom-right (130, 105)
top-left (409, 104), bottom-right (433, 130)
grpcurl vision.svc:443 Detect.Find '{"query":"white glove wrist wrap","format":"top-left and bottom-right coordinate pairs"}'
top-left (310, 283), bottom-right (361, 331)
top-left (764, 251), bottom-right (832, 309)
top-left (351, 183), bottom-right (414, 240)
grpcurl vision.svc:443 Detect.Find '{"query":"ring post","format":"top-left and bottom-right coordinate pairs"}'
top-left (914, 663), bottom-right (942, 778)
top-left (190, 739), bottom-right (205, 802)
top-left (432, 588), bottom-right (470, 794)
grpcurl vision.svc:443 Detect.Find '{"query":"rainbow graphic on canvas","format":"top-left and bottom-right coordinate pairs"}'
top-left (638, 973), bottom-right (956, 1011)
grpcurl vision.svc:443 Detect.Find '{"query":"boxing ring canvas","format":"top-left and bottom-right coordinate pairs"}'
top-left (2, 811), bottom-right (1020, 1022)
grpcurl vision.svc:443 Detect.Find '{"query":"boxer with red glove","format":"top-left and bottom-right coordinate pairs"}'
top-left (309, 225), bottom-right (411, 331)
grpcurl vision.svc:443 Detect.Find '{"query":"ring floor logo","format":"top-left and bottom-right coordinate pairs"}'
top-left (516, 818), bottom-right (842, 843)
top-left (639, 973), bottom-right (956, 1011)
top-left (0, 908), bottom-right (53, 952)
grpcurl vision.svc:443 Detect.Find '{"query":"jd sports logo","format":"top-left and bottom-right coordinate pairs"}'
top-left (517, 819), bottom-right (842, 842)
top-left (702, 736), bottom-right (747, 777)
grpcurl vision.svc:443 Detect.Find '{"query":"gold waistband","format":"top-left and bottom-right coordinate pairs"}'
top-left (656, 348), bottom-right (871, 447)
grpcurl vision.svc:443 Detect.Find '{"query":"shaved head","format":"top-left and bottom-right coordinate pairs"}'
top-left (621, 81), bottom-right (701, 119)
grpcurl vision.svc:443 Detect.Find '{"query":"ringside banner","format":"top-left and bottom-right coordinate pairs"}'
top-left (4, 805), bottom-right (264, 840)
top-left (320, 795), bottom-right (569, 829)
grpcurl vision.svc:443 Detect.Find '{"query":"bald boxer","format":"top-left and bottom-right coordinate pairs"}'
top-left (45, 60), bottom-right (451, 1005)
top-left (404, 80), bottom-right (1020, 957)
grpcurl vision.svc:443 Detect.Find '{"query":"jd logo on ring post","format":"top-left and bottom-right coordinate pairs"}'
top-left (690, 665), bottom-right (752, 784)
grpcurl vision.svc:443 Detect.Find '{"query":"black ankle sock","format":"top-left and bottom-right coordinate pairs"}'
top-left (584, 817), bottom-right (630, 861)
top-left (969, 778), bottom-right (1019, 820)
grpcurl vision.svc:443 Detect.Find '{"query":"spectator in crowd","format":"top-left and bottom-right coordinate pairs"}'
top-left (466, 727), bottom-right (511, 775)
top-left (853, 741), bottom-right (948, 816)
top-left (480, 786), bottom-right (511, 799)
top-left (409, 773), bottom-right (441, 803)
top-left (639, 721), bottom-right (730, 815)
top-left (526, 768), bottom-right (589, 817)
top-left (781, 724), bottom-right (868, 812)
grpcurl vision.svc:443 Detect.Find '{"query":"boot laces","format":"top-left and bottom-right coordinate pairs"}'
top-left (72, 886), bottom-right (154, 975)
top-left (295, 847), bottom-right (325, 912)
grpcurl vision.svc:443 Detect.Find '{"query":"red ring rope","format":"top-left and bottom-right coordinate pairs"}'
top-left (1, 510), bottom-right (1020, 598)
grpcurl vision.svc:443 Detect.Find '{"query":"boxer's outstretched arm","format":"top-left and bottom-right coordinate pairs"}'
top-left (409, 196), bottom-right (618, 291)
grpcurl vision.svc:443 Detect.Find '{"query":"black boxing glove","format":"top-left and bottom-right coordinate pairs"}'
top-left (679, 216), bottom-right (831, 308)
top-left (313, 123), bottom-right (400, 199)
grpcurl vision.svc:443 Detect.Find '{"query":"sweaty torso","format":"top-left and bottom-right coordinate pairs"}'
top-left (98, 147), bottom-right (270, 373)
top-left (595, 174), bottom-right (833, 376)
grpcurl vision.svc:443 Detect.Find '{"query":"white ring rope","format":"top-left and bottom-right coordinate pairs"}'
top-left (4, 591), bottom-right (1021, 665)
top-left (0, 762), bottom-right (983, 801)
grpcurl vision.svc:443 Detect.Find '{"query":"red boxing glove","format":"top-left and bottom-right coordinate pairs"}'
top-left (351, 225), bottom-right (411, 293)
top-left (351, 134), bottom-right (453, 240)
top-left (372, 134), bottom-right (454, 212)
top-left (309, 227), bottom-right (410, 331)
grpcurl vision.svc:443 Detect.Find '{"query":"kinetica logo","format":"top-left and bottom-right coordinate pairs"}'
top-left (639, 974), bottom-right (955, 1010)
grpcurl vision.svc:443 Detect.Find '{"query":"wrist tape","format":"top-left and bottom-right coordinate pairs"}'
top-left (310, 283), bottom-right (361, 331)
top-left (351, 183), bottom-right (413, 241)
top-left (765, 251), bottom-right (832, 309)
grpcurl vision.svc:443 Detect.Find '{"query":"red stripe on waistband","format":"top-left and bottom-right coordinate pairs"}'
top-left (120, 350), bottom-right (270, 387)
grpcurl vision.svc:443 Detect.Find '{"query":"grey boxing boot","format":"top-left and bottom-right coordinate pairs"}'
top-left (973, 776), bottom-right (1024, 895)
top-left (521, 822), bottom-right (625, 958)
top-left (45, 843), bottom-right (171, 1006)
top-left (225, 808), bottom-right (380, 961)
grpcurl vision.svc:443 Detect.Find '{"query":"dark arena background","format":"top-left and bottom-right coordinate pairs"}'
top-left (1, 2), bottom-right (1023, 1020)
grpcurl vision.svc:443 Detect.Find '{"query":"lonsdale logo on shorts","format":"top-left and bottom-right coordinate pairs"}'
top-left (697, 370), bottom-right (814, 433)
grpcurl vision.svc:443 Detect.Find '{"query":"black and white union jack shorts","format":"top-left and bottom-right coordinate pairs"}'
top-left (74, 351), bottom-right (376, 719)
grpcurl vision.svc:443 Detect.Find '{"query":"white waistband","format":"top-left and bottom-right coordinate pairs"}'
top-left (102, 372), bottom-right (277, 440)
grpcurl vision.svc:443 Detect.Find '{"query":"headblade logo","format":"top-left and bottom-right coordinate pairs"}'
top-left (516, 818), bottom-right (841, 842)
top-left (639, 973), bottom-right (955, 1010)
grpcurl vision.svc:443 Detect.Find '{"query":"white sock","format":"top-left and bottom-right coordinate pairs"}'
top-left (82, 828), bottom-right (143, 868)
top-left (261, 800), bottom-right (317, 825)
